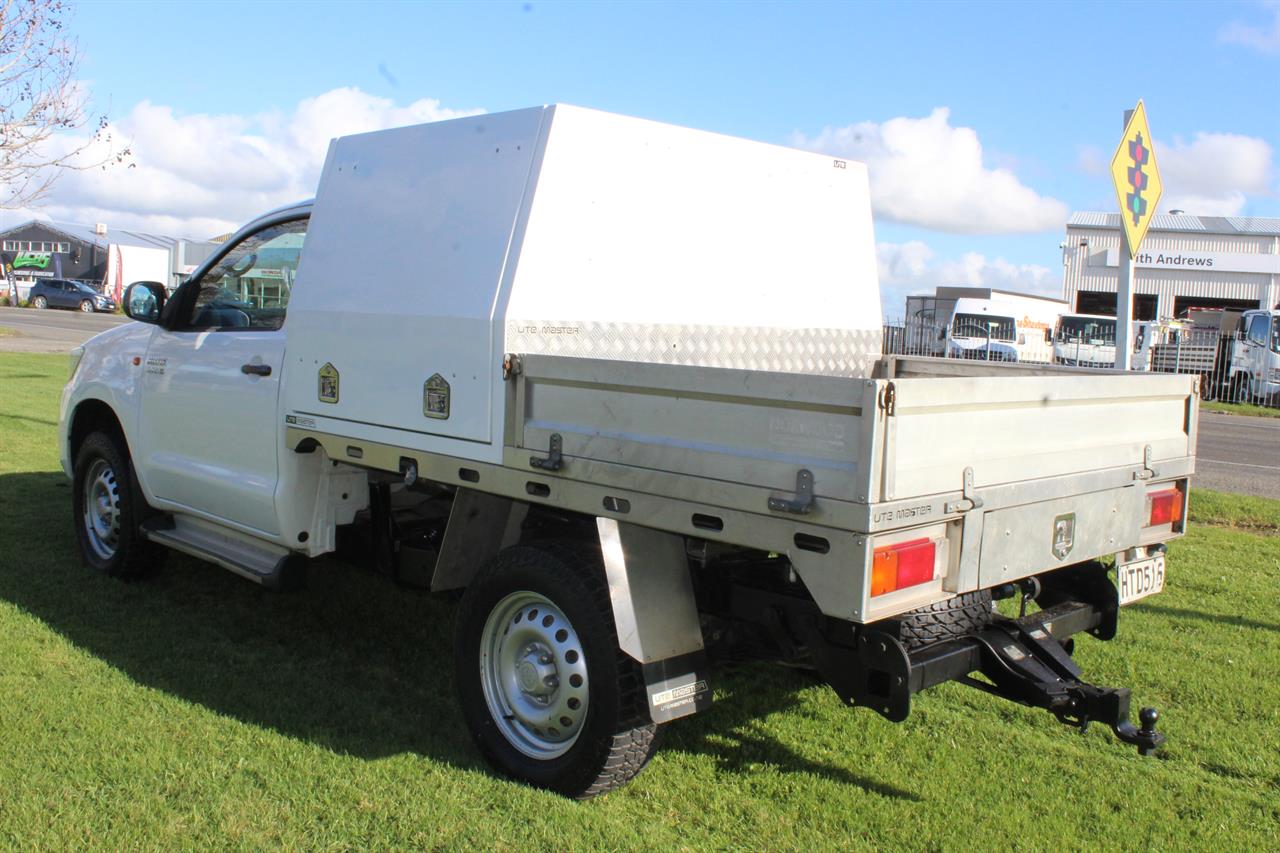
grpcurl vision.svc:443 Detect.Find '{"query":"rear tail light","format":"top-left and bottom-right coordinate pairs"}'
top-left (1145, 485), bottom-right (1184, 527)
top-left (871, 537), bottom-right (937, 596)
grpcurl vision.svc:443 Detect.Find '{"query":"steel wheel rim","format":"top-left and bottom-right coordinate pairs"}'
top-left (479, 590), bottom-right (589, 759)
top-left (80, 300), bottom-right (93, 312)
top-left (82, 458), bottom-right (121, 561)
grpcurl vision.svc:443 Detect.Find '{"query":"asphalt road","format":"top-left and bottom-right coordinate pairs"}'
top-left (1, 308), bottom-right (1275, 498)
top-left (0, 306), bottom-right (130, 353)
top-left (1195, 412), bottom-right (1280, 500)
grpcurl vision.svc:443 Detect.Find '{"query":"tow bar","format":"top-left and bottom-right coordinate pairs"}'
top-left (808, 577), bottom-right (1165, 756)
top-left (963, 614), bottom-right (1165, 755)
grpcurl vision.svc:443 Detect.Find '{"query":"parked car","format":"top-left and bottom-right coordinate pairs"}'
top-left (28, 279), bottom-right (116, 312)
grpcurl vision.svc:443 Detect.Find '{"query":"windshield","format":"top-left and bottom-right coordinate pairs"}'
top-left (70, 282), bottom-right (96, 294)
top-left (1056, 317), bottom-right (1115, 344)
top-left (1272, 317), bottom-right (1280, 355)
top-left (952, 313), bottom-right (1015, 342)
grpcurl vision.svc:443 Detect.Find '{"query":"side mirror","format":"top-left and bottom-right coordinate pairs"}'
top-left (124, 281), bottom-right (166, 323)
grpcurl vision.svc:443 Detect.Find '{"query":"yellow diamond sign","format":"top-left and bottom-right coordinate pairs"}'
top-left (1110, 100), bottom-right (1162, 257)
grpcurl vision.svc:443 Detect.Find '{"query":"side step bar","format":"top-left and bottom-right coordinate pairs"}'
top-left (141, 516), bottom-right (304, 590)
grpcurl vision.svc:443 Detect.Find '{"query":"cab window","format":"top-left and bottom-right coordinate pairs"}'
top-left (1246, 314), bottom-right (1268, 347)
top-left (187, 218), bottom-right (308, 331)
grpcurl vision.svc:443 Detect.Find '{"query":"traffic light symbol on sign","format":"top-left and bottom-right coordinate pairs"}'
top-left (1110, 101), bottom-right (1162, 256)
top-left (1125, 133), bottom-right (1150, 226)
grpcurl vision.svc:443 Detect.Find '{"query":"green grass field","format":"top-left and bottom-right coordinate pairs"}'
top-left (2, 352), bottom-right (1278, 849)
top-left (1200, 400), bottom-right (1280, 419)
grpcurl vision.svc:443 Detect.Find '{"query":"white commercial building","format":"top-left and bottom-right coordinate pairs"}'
top-left (1061, 212), bottom-right (1280, 321)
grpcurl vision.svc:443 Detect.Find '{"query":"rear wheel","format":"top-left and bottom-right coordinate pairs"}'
top-left (72, 431), bottom-right (162, 578)
top-left (31, 295), bottom-right (47, 309)
top-left (454, 544), bottom-right (659, 798)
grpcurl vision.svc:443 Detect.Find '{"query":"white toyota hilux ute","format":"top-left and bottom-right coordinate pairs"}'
top-left (60, 106), bottom-right (1196, 798)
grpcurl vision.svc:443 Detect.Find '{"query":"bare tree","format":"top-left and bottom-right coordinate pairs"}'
top-left (0, 0), bottom-right (127, 209)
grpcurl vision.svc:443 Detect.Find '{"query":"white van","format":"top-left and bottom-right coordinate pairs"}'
top-left (946, 295), bottom-right (1062, 363)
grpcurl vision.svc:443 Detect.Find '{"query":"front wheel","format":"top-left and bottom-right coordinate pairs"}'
top-left (80, 299), bottom-right (94, 312)
top-left (31, 295), bottom-right (47, 309)
top-left (453, 545), bottom-right (659, 798)
top-left (72, 431), bottom-right (162, 578)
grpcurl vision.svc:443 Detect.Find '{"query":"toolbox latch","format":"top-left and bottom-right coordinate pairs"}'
top-left (1133, 444), bottom-right (1159, 481)
top-left (529, 433), bottom-right (564, 471)
top-left (768, 469), bottom-right (815, 515)
top-left (944, 466), bottom-right (984, 513)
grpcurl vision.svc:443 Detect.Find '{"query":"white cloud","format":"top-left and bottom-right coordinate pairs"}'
top-left (794, 108), bottom-right (1068, 234)
top-left (1219, 1), bottom-right (1280, 54)
top-left (8, 88), bottom-right (482, 239)
top-left (1157, 132), bottom-right (1274, 216)
top-left (1075, 131), bottom-right (1273, 217)
top-left (877, 240), bottom-right (1058, 316)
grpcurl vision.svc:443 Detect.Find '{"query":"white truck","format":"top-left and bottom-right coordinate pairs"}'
top-left (1054, 313), bottom-right (1120, 367)
top-left (946, 294), bottom-right (1064, 363)
top-left (1138, 309), bottom-right (1280, 405)
top-left (60, 106), bottom-right (1193, 798)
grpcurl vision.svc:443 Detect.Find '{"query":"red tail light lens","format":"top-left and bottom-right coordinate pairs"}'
top-left (871, 538), bottom-right (937, 596)
top-left (1145, 486), bottom-right (1184, 527)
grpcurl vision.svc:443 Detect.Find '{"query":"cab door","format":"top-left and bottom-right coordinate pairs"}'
top-left (136, 214), bottom-right (308, 537)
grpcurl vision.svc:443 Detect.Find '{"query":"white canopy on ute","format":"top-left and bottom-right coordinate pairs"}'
top-left (287, 105), bottom-right (881, 462)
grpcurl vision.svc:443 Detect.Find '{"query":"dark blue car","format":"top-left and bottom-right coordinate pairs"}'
top-left (27, 279), bottom-right (116, 313)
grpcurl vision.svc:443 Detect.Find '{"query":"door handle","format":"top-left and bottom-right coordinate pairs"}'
top-left (241, 363), bottom-right (272, 377)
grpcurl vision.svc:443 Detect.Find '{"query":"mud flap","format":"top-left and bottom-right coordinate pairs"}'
top-left (642, 650), bottom-right (713, 724)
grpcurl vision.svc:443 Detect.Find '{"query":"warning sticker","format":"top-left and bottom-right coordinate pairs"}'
top-left (318, 363), bottom-right (339, 404)
top-left (423, 373), bottom-right (450, 419)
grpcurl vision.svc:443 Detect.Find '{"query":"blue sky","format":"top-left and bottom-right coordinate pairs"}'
top-left (14, 0), bottom-right (1280, 309)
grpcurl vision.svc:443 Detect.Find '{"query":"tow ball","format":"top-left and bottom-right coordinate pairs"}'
top-left (968, 616), bottom-right (1166, 756)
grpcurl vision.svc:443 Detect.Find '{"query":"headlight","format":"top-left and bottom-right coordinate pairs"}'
top-left (68, 346), bottom-right (85, 381)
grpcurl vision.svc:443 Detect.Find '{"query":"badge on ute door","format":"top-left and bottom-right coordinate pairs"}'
top-left (1052, 513), bottom-right (1076, 560)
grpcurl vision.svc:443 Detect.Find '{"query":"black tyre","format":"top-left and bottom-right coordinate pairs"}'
top-left (80, 299), bottom-right (94, 313)
top-left (896, 589), bottom-right (993, 651)
top-left (31, 295), bottom-right (47, 309)
top-left (454, 544), bottom-right (659, 798)
top-left (72, 431), bottom-right (162, 578)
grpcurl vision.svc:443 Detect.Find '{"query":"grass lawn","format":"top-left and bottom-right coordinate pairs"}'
top-left (2, 352), bottom-right (1278, 849)
top-left (1200, 400), bottom-right (1280, 419)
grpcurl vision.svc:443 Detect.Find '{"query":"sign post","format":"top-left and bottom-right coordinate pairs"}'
top-left (1110, 101), bottom-right (1162, 370)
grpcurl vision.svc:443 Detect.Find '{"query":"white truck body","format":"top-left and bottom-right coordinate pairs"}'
top-left (58, 106), bottom-right (1193, 795)
top-left (1054, 313), bottom-right (1119, 367)
top-left (946, 294), bottom-right (1064, 363)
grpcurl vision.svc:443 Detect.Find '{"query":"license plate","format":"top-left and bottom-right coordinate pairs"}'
top-left (1117, 554), bottom-right (1165, 605)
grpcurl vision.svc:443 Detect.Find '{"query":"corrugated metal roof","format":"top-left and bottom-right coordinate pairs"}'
top-left (1225, 216), bottom-right (1280, 235)
top-left (1067, 211), bottom-right (1280, 236)
top-left (0, 219), bottom-right (204, 250)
